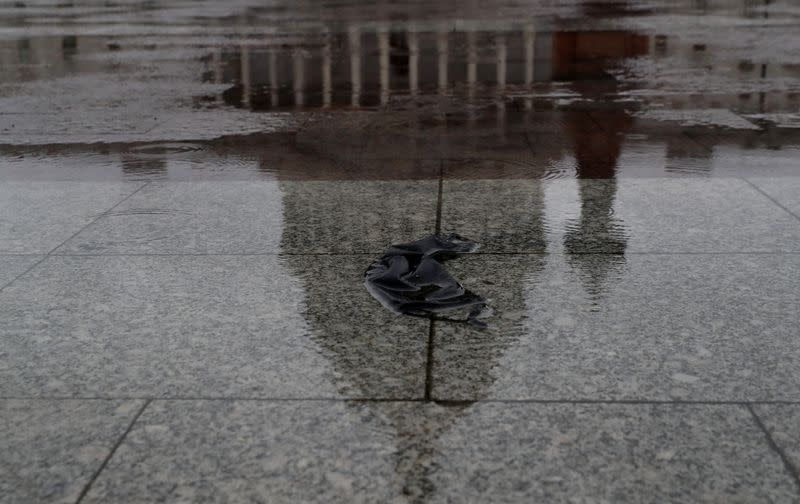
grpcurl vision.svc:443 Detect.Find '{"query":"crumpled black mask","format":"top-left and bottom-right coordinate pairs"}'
top-left (365, 234), bottom-right (491, 328)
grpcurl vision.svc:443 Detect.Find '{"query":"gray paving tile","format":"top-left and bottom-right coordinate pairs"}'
top-left (748, 177), bottom-right (800, 219)
top-left (433, 254), bottom-right (800, 401)
top-left (753, 404), bottom-right (800, 480)
top-left (0, 113), bottom-right (159, 137)
top-left (0, 255), bottom-right (427, 398)
top-left (0, 182), bottom-right (142, 254)
top-left (441, 178), bottom-right (800, 253)
top-left (56, 180), bottom-right (438, 254)
top-left (0, 255), bottom-right (41, 288)
top-left (83, 401), bottom-right (798, 503)
top-left (0, 399), bottom-right (144, 504)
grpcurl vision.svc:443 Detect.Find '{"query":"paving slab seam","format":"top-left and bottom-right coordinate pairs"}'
top-left (465, 251), bottom-right (800, 256)
top-left (0, 256), bottom-right (47, 293)
top-left (45, 252), bottom-right (383, 257)
top-left (0, 182), bottom-right (151, 294)
top-left (6, 397), bottom-right (800, 404)
top-left (424, 318), bottom-right (436, 401)
top-left (522, 131), bottom-right (536, 156)
top-left (742, 178), bottom-right (800, 224)
top-left (746, 404), bottom-right (800, 492)
top-left (74, 399), bottom-right (152, 504)
top-left (584, 110), bottom-right (606, 132)
top-left (33, 251), bottom-right (800, 258)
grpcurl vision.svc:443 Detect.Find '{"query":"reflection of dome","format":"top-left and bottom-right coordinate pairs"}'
top-left (277, 174), bottom-right (546, 498)
top-left (566, 251), bottom-right (627, 304)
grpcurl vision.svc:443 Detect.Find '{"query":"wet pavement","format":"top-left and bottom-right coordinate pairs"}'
top-left (2, 0), bottom-right (800, 502)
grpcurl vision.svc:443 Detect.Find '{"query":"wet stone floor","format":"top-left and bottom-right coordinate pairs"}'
top-left (2, 0), bottom-right (800, 502)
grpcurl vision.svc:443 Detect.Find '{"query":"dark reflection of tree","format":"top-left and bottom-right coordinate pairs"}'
top-left (279, 180), bottom-right (545, 501)
top-left (562, 108), bottom-right (631, 303)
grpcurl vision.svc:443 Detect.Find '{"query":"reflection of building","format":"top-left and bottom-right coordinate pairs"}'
top-left (205, 25), bottom-right (551, 110)
top-left (0, 36), bottom-right (106, 84)
top-left (281, 249), bottom-right (544, 502)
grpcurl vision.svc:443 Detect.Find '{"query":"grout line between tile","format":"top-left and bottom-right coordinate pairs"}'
top-left (47, 181), bottom-right (151, 255)
top-left (746, 404), bottom-right (800, 492)
top-left (5, 397), bottom-right (800, 405)
top-left (0, 256), bottom-right (48, 293)
top-left (45, 252), bottom-right (382, 257)
top-left (584, 111), bottom-right (606, 132)
top-left (522, 131), bottom-right (535, 156)
top-left (424, 318), bottom-right (436, 401)
top-left (74, 399), bottom-right (152, 503)
top-left (18, 251), bottom-right (800, 258)
top-left (742, 178), bottom-right (800, 224)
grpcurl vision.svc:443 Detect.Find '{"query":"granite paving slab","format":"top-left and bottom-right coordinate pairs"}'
top-left (55, 180), bottom-right (438, 254)
top-left (0, 399), bottom-right (145, 504)
top-left (81, 401), bottom-right (799, 503)
top-left (0, 255), bottom-right (428, 398)
top-left (432, 254), bottom-right (800, 401)
top-left (752, 404), bottom-right (800, 481)
top-left (747, 177), bottom-right (800, 220)
top-left (441, 178), bottom-right (800, 253)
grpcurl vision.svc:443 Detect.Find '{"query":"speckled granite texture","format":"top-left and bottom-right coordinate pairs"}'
top-left (3, 1), bottom-right (800, 500)
top-left (80, 401), bottom-right (799, 503)
top-left (0, 255), bottom-right (428, 399)
top-left (0, 400), bottom-right (144, 504)
top-left (433, 254), bottom-right (800, 401)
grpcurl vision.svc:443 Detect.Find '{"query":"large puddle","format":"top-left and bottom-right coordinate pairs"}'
top-left (0, 0), bottom-right (799, 180)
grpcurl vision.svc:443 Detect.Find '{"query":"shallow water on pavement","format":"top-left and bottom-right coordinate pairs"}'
top-left (0, 0), bottom-right (799, 181)
top-left (2, 3), bottom-right (800, 503)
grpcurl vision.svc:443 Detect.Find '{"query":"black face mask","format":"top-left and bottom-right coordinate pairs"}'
top-left (365, 234), bottom-right (491, 329)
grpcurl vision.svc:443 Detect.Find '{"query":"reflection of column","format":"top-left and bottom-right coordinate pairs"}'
top-left (322, 36), bottom-right (332, 108)
top-left (349, 26), bottom-right (361, 107)
top-left (212, 48), bottom-right (223, 105)
top-left (523, 25), bottom-right (535, 110)
top-left (496, 34), bottom-right (506, 92)
top-left (378, 28), bottom-right (390, 105)
top-left (524, 26), bottom-right (535, 85)
top-left (407, 31), bottom-right (419, 96)
top-left (212, 48), bottom-right (222, 84)
top-left (437, 30), bottom-right (448, 94)
top-left (496, 100), bottom-right (506, 137)
top-left (241, 44), bottom-right (250, 108)
top-left (467, 31), bottom-right (477, 101)
top-left (293, 51), bottom-right (305, 107)
top-left (269, 51), bottom-right (278, 108)
top-left (495, 34), bottom-right (507, 135)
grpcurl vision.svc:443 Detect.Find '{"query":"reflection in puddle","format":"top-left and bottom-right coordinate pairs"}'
top-left (2, 0), bottom-right (800, 179)
top-left (365, 234), bottom-right (491, 328)
top-left (1, 2), bottom-right (799, 501)
top-left (127, 143), bottom-right (206, 156)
